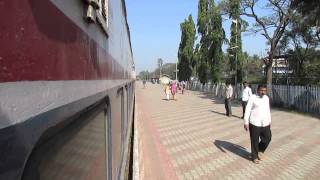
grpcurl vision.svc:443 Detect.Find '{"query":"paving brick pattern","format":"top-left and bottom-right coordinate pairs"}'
top-left (135, 83), bottom-right (320, 180)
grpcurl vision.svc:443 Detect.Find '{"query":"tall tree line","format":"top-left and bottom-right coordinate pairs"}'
top-left (178, 0), bottom-right (320, 85)
top-left (228, 0), bottom-right (244, 84)
top-left (278, 0), bottom-right (320, 84)
top-left (197, 0), bottom-right (225, 84)
top-left (221, 0), bottom-right (320, 85)
top-left (177, 15), bottom-right (196, 81)
top-left (178, 0), bottom-right (225, 85)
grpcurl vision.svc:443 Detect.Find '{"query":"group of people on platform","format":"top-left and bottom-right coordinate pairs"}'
top-left (224, 81), bottom-right (253, 118)
top-left (158, 79), bottom-right (272, 164)
top-left (224, 81), bottom-right (272, 164)
top-left (163, 81), bottom-right (187, 101)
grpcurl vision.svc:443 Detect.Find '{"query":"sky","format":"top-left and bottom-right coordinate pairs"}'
top-left (126, 0), bottom-right (268, 73)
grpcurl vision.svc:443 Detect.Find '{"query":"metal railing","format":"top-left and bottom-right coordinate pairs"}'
top-left (188, 81), bottom-right (320, 115)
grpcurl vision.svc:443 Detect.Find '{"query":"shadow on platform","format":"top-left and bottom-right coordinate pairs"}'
top-left (209, 110), bottom-right (242, 119)
top-left (209, 110), bottom-right (226, 116)
top-left (214, 140), bottom-right (251, 161)
top-left (196, 92), bottom-right (242, 107)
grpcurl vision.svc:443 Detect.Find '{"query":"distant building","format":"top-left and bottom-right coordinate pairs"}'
top-left (263, 55), bottom-right (293, 75)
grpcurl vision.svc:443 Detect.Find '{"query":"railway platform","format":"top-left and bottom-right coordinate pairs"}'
top-left (134, 82), bottom-right (320, 180)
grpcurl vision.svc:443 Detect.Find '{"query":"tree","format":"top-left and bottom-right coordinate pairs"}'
top-left (197, 0), bottom-right (210, 85)
top-left (240, 0), bottom-right (293, 86)
top-left (178, 15), bottom-right (196, 81)
top-left (286, 49), bottom-right (320, 84)
top-left (244, 53), bottom-right (264, 82)
top-left (138, 70), bottom-right (150, 80)
top-left (207, 1), bottom-right (225, 83)
top-left (191, 44), bottom-right (200, 76)
top-left (227, 0), bottom-right (244, 83)
top-left (220, 0), bottom-right (294, 85)
top-left (278, 0), bottom-right (319, 80)
top-left (280, 29), bottom-right (317, 79)
top-left (291, 0), bottom-right (320, 42)
top-left (152, 63), bottom-right (176, 80)
top-left (196, 0), bottom-right (225, 84)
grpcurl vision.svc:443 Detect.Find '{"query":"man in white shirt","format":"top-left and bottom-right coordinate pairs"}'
top-left (224, 82), bottom-right (233, 117)
top-left (244, 84), bottom-right (272, 164)
top-left (241, 81), bottom-right (252, 118)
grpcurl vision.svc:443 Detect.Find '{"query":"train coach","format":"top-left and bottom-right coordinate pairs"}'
top-left (0, 0), bottom-right (135, 179)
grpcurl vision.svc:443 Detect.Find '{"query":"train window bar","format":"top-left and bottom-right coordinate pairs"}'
top-left (96, 0), bottom-right (109, 35)
top-left (84, 0), bottom-right (109, 36)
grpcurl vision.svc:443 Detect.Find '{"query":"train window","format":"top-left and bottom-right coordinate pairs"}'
top-left (22, 103), bottom-right (108, 180)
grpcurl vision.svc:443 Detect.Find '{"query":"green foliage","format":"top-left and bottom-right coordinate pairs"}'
top-left (138, 70), bottom-right (150, 80)
top-left (287, 49), bottom-right (320, 81)
top-left (234, 0), bottom-right (293, 85)
top-left (217, 0), bottom-right (319, 85)
top-left (192, 44), bottom-right (200, 73)
top-left (233, 52), bottom-right (265, 84)
top-left (305, 63), bottom-right (320, 84)
top-left (243, 53), bottom-right (264, 79)
top-left (196, 0), bottom-right (209, 84)
top-left (227, 0), bottom-right (244, 83)
top-left (196, 0), bottom-right (225, 84)
top-left (198, 61), bottom-right (208, 85)
top-left (197, 0), bottom-right (209, 36)
top-left (178, 15), bottom-right (196, 81)
top-left (279, 9), bottom-right (320, 82)
top-left (273, 0), bottom-right (320, 85)
top-left (291, 0), bottom-right (320, 38)
top-left (152, 63), bottom-right (176, 80)
top-left (207, 2), bottom-right (225, 83)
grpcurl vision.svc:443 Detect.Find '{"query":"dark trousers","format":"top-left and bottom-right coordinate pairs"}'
top-left (224, 98), bottom-right (232, 116)
top-left (242, 101), bottom-right (248, 117)
top-left (249, 124), bottom-right (272, 160)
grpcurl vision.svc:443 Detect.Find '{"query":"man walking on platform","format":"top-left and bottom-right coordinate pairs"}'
top-left (244, 84), bottom-right (272, 164)
top-left (241, 81), bottom-right (252, 118)
top-left (224, 82), bottom-right (233, 117)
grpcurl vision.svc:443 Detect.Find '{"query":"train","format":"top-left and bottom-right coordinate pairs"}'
top-left (0, 0), bottom-right (135, 179)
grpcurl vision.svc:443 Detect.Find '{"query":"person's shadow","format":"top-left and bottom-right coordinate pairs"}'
top-left (209, 110), bottom-right (226, 116)
top-left (214, 140), bottom-right (251, 161)
top-left (209, 110), bottom-right (242, 119)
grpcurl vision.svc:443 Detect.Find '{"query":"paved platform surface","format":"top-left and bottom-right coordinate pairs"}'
top-left (134, 83), bottom-right (320, 180)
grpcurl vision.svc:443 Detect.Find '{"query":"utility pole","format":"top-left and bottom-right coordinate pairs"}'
top-left (176, 60), bottom-right (178, 81)
top-left (160, 65), bottom-right (162, 78)
top-left (232, 19), bottom-right (238, 99)
top-left (246, 57), bottom-right (248, 80)
top-left (158, 58), bottom-right (163, 79)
